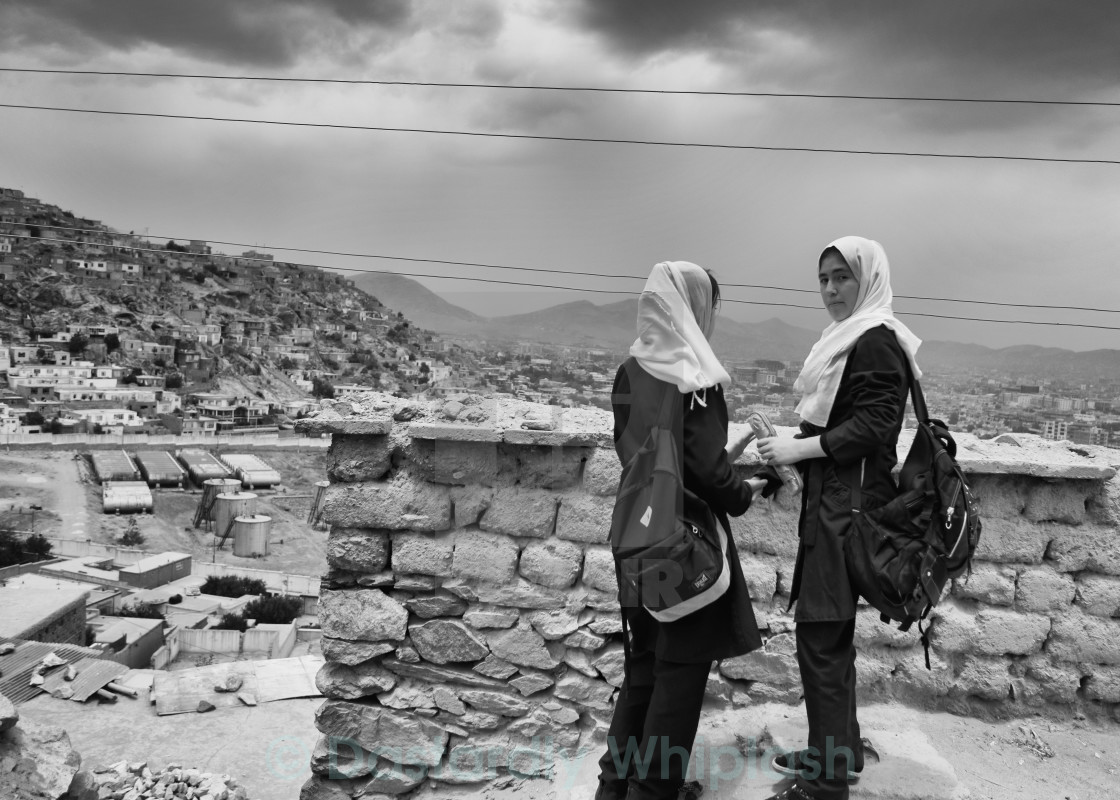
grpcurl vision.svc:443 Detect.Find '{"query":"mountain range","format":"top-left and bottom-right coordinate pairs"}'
top-left (350, 272), bottom-right (1120, 379)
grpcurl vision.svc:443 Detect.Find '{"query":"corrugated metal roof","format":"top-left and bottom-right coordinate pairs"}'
top-left (177, 449), bottom-right (231, 481)
top-left (40, 656), bottom-right (128, 702)
top-left (90, 450), bottom-right (139, 483)
top-left (0, 638), bottom-right (107, 704)
top-left (133, 451), bottom-right (185, 484)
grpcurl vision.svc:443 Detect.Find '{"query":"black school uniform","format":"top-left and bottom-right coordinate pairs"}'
top-left (597, 357), bottom-right (762, 800)
top-left (789, 324), bottom-right (909, 800)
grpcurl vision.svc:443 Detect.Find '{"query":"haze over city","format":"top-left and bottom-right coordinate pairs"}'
top-left (1, 0), bottom-right (1119, 350)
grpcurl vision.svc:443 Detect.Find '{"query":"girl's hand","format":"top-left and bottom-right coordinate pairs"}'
top-left (725, 429), bottom-right (756, 462)
top-left (757, 435), bottom-right (823, 466)
top-left (745, 476), bottom-right (768, 501)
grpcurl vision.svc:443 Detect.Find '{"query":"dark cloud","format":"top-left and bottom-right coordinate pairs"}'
top-left (572, 1), bottom-right (1120, 96)
top-left (0, 0), bottom-right (414, 66)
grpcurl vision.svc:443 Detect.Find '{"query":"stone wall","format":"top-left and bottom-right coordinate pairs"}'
top-left (297, 394), bottom-right (1120, 797)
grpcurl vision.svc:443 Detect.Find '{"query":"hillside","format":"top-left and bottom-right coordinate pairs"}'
top-left (0, 187), bottom-right (438, 405)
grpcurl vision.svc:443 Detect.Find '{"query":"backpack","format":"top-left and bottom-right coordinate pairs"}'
top-left (610, 362), bottom-right (730, 622)
top-left (843, 370), bottom-right (982, 668)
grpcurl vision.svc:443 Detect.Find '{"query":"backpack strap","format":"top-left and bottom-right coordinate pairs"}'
top-left (619, 360), bottom-right (680, 446)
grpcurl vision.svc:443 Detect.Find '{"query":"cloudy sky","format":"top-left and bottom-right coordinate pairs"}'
top-left (1, 0), bottom-right (1118, 350)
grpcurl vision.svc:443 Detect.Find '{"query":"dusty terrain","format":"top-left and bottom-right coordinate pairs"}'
top-left (16, 696), bottom-right (1120, 800)
top-left (0, 448), bottom-right (330, 575)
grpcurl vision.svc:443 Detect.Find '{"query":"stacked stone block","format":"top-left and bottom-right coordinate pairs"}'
top-left (299, 401), bottom-right (1120, 798)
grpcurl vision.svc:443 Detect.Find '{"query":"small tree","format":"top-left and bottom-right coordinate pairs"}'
top-left (165, 373), bottom-right (184, 389)
top-left (24, 534), bottom-right (53, 560)
top-left (68, 332), bottom-right (89, 355)
top-left (105, 333), bottom-right (120, 353)
top-left (242, 595), bottom-right (303, 624)
top-left (311, 376), bottom-right (335, 399)
top-left (118, 519), bottom-right (146, 547)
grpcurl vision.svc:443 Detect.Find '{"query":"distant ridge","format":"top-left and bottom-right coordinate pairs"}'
top-left (349, 272), bottom-right (485, 333)
top-left (348, 272), bottom-right (1120, 378)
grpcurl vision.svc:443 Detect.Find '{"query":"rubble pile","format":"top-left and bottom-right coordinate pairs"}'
top-left (88, 761), bottom-right (250, 800)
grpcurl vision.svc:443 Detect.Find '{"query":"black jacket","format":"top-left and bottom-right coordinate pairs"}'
top-left (612, 357), bottom-right (762, 662)
top-left (789, 325), bottom-right (909, 622)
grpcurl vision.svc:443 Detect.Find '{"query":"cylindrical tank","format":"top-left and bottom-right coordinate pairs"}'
top-left (202, 478), bottom-right (243, 521)
top-left (232, 514), bottom-right (272, 557)
top-left (103, 481), bottom-right (154, 513)
top-left (213, 492), bottom-right (258, 539)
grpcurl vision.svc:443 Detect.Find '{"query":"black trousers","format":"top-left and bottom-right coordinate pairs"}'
top-left (794, 618), bottom-right (864, 800)
top-left (597, 609), bottom-right (712, 800)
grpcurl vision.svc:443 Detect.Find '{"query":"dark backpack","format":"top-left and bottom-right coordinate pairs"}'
top-left (843, 371), bottom-right (982, 668)
top-left (610, 362), bottom-right (730, 623)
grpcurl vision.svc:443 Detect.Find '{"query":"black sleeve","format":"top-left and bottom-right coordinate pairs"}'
top-left (682, 388), bottom-right (753, 517)
top-left (611, 364), bottom-right (631, 458)
top-left (819, 329), bottom-right (907, 466)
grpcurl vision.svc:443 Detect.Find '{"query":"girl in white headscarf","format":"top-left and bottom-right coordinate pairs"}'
top-left (757, 237), bottom-right (920, 800)
top-left (596, 261), bottom-right (771, 800)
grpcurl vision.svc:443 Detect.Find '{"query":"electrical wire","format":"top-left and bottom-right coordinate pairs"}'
top-left (19, 223), bottom-right (1120, 315)
top-left (2, 66), bottom-right (1118, 108)
top-left (1, 102), bottom-right (1117, 166)
top-left (5, 231), bottom-right (1120, 331)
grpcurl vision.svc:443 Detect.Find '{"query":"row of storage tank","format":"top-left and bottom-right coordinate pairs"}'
top-left (102, 477), bottom-right (273, 558)
top-left (91, 449), bottom-right (282, 489)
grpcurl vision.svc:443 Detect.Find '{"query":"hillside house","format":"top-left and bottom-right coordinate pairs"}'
top-left (159, 414), bottom-right (217, 436)
top-left (0, 404), bottom-right (20, 434)
top-left (62, 408), bottom-right (143, 430)
top-left (54, 388), bottom-right (155, 405)
top-left (120, 338), bottom-right (176, 361)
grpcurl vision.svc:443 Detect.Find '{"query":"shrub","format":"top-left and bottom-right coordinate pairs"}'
top-left (242, 595), bottom-right (303, 625)
top-left (118, 523), bottom-right (146, 547)
top-left (24, 534), bottom-right (53, 560)
top-left (214, 613), bottom-right (248, 632)
top-left (116, 602), bottom-right (164, 620)
top-left (201, 575), bottom-right (267, 598)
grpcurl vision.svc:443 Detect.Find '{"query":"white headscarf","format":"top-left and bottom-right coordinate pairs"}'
top-left (629, 261), bottom-right (731, 393)
top-left (794, 236), bottom-right (922, 426)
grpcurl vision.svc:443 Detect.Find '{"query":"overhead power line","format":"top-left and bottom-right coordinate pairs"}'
top-left (6, 231), bottom-right (1120, 332)
top-left (1, 102), bottom-right (1117, 167)
top-left (24, 223), bottom-right (1120, 315)
top-left (3, 66), bottom-right (1118, 108)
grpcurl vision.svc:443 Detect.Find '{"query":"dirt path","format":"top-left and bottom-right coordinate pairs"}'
top-left (0, 452), bottom-right (76, 537)
top-left (2, 447), bottom-right (332, 576)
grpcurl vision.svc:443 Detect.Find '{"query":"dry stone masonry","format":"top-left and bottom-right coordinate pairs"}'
top-left (298, 394), bottom-right (1120, 798)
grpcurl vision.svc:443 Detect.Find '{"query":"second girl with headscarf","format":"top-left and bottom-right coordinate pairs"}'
top-left (756, 237), bottom-right (922, 800)
top-left (595, 260), bottom-right (772, 800)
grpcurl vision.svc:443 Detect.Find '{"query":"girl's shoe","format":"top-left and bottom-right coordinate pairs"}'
top-left (770, 749), bottom-right (858, 783)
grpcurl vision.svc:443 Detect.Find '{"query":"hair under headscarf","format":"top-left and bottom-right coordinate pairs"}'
top-left (793, 236), bottom-right (922, 426)
top-left (629, 261), bottom-right (731, 394)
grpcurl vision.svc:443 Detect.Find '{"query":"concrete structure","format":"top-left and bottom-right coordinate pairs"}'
top-left (296, 392), bottom-right (1120, 797)
top-left (0, 573), bottom-right (90, 645)
top-left (117, 552), bottom-right (192, 589)
top-left (91, 615), bottom-right (165, 669)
